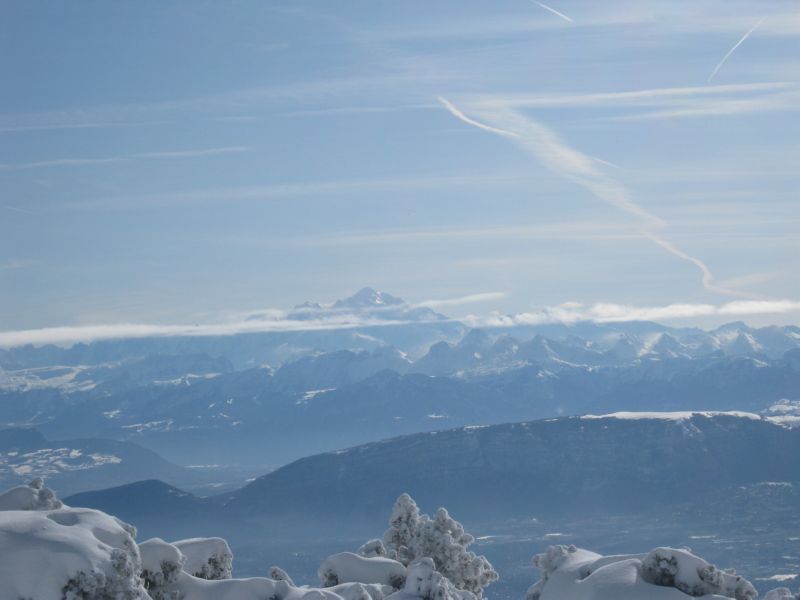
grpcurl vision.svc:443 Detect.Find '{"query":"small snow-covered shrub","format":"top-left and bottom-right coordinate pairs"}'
top-left (0, 477), bottom-right (62, 511)
top-left (397, 558), bottom-right (477, 600)
top-left (359, 539), bottom-right (390, 558)
top-left (641, 547), bottom-right (756, 600)
top-left (384, 493), bottom-right (421, 565)
top-left (139, 537), bottom-right (185, 598)
top-left (0, 506), bottom-right (146, 599)
top-left (526, 545), bottom-right (602, 600)
top-left (764, 588), bottom-right (800, 600)
top-left (269, 565), bottom-right (295, 585)
top-left (319, 552), bottom-right (406, 588)
top-left (173, 536), bottom-right (233, 580)
top-left (382, 494), bottom-right (497, 597)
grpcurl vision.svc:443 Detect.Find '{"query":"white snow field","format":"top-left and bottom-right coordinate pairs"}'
top-left (0, 480), bottom-right (796, 600)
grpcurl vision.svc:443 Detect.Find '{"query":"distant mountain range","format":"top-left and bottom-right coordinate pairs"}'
top-left (0, 288), bottom-right (463, 371)
top-left (3, 289), bottom-right (798, 374)
top-left (1, 289), bottom-right (799, 470)
top-left (64, 412), bottom-right (800, 531)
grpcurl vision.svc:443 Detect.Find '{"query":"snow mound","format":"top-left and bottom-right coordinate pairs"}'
top-left (173, 536), bottom-right (233, 580)
top-left (0, 477), bottom-right (63, 511)
top-left (319, 552), bottom-right (407, 588)
top-left (527, 545), bottom-right (756, 600)
top-left (0, 505), bottom-right (145, 599)
top-left (329, 581), bottom-right (397, 600)
top-left (140, 537), bottom-right (186, 595)
top-left (156, 571), bottom-right (346, 600)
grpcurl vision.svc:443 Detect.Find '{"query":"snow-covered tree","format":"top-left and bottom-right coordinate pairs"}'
top-left (0, 477), bottom-right (63, 511)
top-left (383, 493), bottom-right (421, 564)
top-left (382, 493), bottom-right (498, 598)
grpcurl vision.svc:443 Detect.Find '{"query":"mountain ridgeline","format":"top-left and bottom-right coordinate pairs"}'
top-left (66, 412), bottom-right (800, 529)
top-left (2, 289), bottom-right (800, 472)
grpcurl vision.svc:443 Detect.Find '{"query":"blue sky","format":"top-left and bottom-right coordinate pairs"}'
top-left (1, 0), bottom-right (799, 339)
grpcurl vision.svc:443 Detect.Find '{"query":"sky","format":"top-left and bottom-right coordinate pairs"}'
top-left (1, 0), bottom-right (799, 340)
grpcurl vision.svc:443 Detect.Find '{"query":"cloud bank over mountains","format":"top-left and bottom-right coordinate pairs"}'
top-left (1, 288), bottom-right (799, 348)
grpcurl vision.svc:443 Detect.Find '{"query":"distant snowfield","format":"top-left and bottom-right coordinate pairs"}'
top-left (0, 447), bottom-right (122, 478)
top-left (0, 364), bottom-right (96, 393)
top-left (581, 411), bottom-right (763, 421)
top-left (580, 410), bottom-right (800, 428)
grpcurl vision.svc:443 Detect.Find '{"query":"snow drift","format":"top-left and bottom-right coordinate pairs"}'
top-left (526, 544), bottom-right (758, 600)
top-left (0, 482), bottom-right (146, 599)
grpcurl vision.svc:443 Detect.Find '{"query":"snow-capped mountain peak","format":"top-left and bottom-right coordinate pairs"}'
top-left (333, 287), bottom-right (405, 310)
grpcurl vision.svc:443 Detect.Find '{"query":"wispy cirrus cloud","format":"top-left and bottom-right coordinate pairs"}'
top-left (215, 222), bottom-right (644, 251)
top-left (469, 299), bottom-right (800, 328)
top-left (0, 259), bottom-right (39, 271)
top-left (58, 170), bottom-right (521, 211)
top-left (418, 292), bottom-right (507, 308)
top-left (1, 204), bottom-right (38, 216)
top-left (0, 120), bottom-right (172, 135)
top-left (462, 82), bottom-right (800, 122)
top-left (0, 67), bottom-right (451, 134)
top-left (0, 146), bottom-right (252, 172)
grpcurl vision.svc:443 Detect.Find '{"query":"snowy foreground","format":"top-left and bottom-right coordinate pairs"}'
top-left (0, 480), bottom-right (796, 600)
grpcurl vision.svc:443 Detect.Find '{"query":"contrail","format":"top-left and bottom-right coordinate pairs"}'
top-left (644, 234), bottom-right (756, 299)
top-left (437, 97), bottom-right (519, 138)
top-left (709, 17), bottom-right (766, 82)
top-left (532, 1), bottom-right (573, 23)
top-left (438, 97), bottom-right (758, 299)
